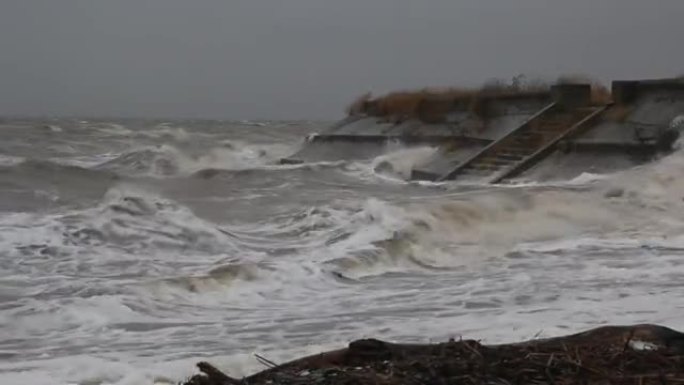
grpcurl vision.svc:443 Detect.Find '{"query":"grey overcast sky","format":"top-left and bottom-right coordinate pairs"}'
top-left (1, 1), bottom-right (683, 120)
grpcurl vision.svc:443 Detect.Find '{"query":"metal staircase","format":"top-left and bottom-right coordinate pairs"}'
top-left (438, 104), bottom-right (605, 183)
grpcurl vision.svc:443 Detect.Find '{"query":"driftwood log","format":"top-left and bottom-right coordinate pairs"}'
top-left (182, 324), bottom-right (684, 385)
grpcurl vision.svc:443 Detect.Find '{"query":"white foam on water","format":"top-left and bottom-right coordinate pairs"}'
top-left (140, 126), bottom-right (191, 142)
top-left (0, 356), bottom-right (191, 385)
top-left (564, 171), bottom-right (608, 185)
top-left (94, 142), bottom-right (296, 177)
top-left (7, 136), bottom-right (684, 384)
top-left (0, 340), bottom-right (351, 385)
top-left (238, 120), bottom-right (269, 127)
top-left (46, 125), bottom-right (63, 133)
top-left (96, 123), bottom-right (134, 136)
top-left (341, 146), bottom-right (438, 183)
top-left (0, 154), bottom-right (25, 166)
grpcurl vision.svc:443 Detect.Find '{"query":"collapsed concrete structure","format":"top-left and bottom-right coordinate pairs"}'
top-left (283, 78), bottom-right (684, 183)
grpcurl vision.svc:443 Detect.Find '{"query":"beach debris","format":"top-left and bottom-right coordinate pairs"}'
top-left (182, 324), bottom-right (684, 385)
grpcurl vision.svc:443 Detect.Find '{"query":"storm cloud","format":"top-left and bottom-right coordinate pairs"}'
top-left (1, 0), bottom-right (683, 119)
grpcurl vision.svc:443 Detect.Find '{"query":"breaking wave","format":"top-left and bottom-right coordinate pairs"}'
top-left (0, 159), bottom-right (120, 209)
top-left (7, 119), bottom-right (684, 385)
top-left (176, 147), bottom-right (684, 285)
top-left (6, 147), bottom-right (684, 284)
top-left (95, 143), bottom-right (296, 176)
top-left (267, 148), bottom-right (684, 279)
top-left (157, 262), bottom-right (272, 294)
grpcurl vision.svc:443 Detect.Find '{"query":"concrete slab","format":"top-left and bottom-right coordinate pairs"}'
top-left (281, 78), bottom-right (684, 183)
top-left (283, 140), bottom-right (391, 163)
top-left (330, 117), bottom-right (397, 136)
top-left (324, 96), bottom-right (550, 141)
top-left (516, 148), bottom-right (655, 182)
top-left (575, 89), bottom-right (684, 146)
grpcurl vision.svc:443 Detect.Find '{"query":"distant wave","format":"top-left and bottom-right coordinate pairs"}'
top-left (95, 142), bottom-right (296, 177)
top-left (0, 158), bottom-right (119, 186)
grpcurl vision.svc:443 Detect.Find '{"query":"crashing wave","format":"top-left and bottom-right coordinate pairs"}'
top-left (94, 142), bottom-right (294, 177)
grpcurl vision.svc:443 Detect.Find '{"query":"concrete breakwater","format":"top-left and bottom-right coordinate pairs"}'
top-left (283, 78), bottom-right (684, 183)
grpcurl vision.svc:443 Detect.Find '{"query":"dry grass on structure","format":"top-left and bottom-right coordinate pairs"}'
top-left (347, 82), bottom-right (550, 122)
top-left (348, 75), bottom-right (612, 123)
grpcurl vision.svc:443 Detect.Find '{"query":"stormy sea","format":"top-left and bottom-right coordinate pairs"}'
top-left (1, 118), bottom-right (683, 385)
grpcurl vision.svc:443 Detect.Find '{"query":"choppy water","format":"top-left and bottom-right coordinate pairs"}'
top-left (1, 118), bottom-right (684, 385)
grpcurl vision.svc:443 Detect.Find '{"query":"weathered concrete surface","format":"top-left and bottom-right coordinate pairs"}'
top-left (283, 118), bottom-right (451, 163)
top-left (332, 96), bottom-right (549, 140)
top-left (282, 78), bottom-right (684, 181)
top-left (514, 150), bottom-right (652, 182)
top-left (284, 95), bottom-right (550, 166)
top-left (284, 140), bottom-right (394, 163)
top-left (512, 80), bottom-right (684, 182)
top-left (551, 83), bottom-right (592, 108)
top-left (332, 117), bottom-right (413, 136)
top-left (484, 80), bottom-right (684, 183)
top-left (575, 88), bottom-right (684, 146)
